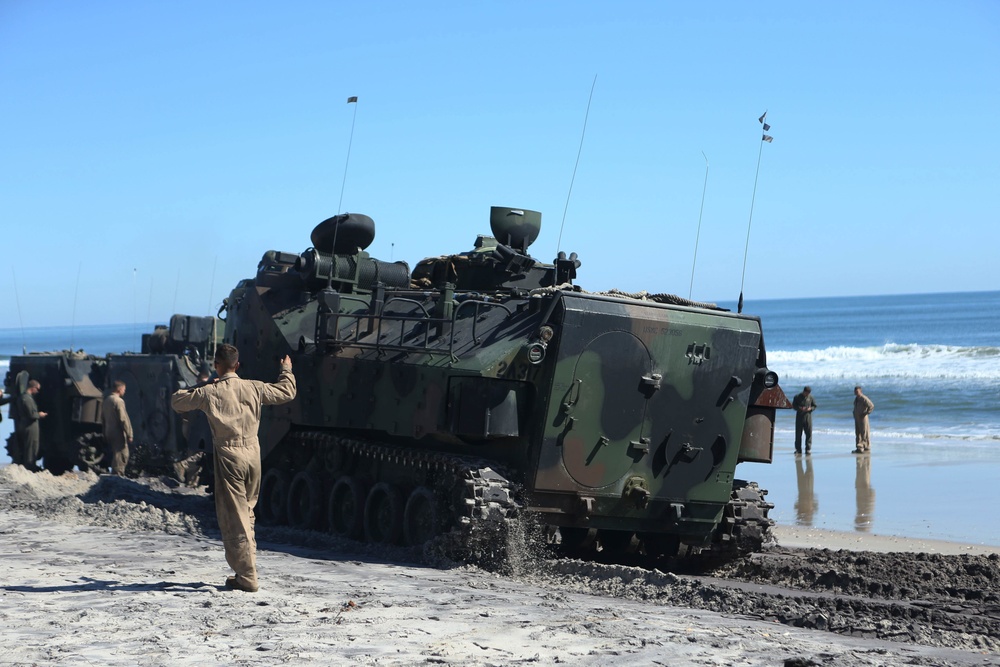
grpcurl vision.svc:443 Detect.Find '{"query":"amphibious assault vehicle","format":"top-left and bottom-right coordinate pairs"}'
top-left (4, 315), bottom-right (217, 478)
top-left (223, 207), bottom-right (791, 561)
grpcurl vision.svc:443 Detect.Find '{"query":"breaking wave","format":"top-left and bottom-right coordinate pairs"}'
top-left (769, 343), bottom-right (1000, 381)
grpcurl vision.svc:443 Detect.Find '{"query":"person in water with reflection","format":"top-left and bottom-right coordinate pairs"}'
top-left (792, 386), bottom-right (817, 455)
top-left (855, 453), bottom-right (876, 531)
top-left (852, 386), bottom-right (875, 453)
top-left (794, 455), bottom-right (818, 526)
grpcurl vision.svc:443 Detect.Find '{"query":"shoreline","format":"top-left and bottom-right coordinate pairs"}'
top-left (772, 524), bottom-right (1000, 556)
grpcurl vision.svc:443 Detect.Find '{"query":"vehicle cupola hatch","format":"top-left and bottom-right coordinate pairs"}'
top-left (311, 213), bottom-right (376, 255)
top-left (490, 207), bottom-right (541, 254)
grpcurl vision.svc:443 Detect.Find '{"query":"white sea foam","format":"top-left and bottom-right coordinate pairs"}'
top-left (776, 425), bottom-right (1000, 445)
top-left (769, 343), bottom-right (1000, 381)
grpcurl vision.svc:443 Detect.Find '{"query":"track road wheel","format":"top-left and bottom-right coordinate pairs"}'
top-left (364, 482), bottom-right (404, 545)
top-left (327, 476), bottom-right (366, 539)
top-left (259, 469), bottom-right (290, 525)
top-left (403, 486), bottom-right (444, 546)
top-left (76, 433), bottom-right (107, 474)
top-left (287, 471), bottom-right (324, 529)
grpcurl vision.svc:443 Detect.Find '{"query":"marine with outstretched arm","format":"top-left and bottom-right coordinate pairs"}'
top-left (170, 344), bottom-right (296, 592)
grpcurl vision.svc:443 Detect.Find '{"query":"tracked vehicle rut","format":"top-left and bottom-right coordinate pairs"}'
top-left (217, 206), bottom-right (790, 566)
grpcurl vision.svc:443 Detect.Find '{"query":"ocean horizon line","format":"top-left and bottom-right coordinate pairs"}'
top-left (715, 287), bottom-right (1000, 308)
top-left (0, 320), bottom-right (164, 335)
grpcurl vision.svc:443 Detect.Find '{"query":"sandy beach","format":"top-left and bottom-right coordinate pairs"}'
top-left (2, 465), bottom-right (999, 667)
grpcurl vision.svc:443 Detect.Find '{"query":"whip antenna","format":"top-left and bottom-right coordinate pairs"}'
top-left (689, 151), bottom-right (709, 300)
top-left (738, 111), bottom-right (773, 313)
top-left (338, 96), bottom-right (359, 214)
top-left (329, 96), bottom-right (361, 289)
top-left (556, 75), bottom-right (597, 254)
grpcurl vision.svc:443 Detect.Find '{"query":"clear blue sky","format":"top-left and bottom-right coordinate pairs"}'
top-left (2, 1), bottom-right (998, 327)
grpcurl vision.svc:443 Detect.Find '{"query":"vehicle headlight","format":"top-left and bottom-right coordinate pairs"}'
top-left (526, 343), bottom-right (546, 364)
top-left (756, 369), bottom-right (779, 388)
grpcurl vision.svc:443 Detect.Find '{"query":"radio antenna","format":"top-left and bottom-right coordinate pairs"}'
top-left (738, 111), bottom-right (773, 313)
top-left (556, 75), bottom-right (597, 254)
top-left (688, 151), bottom-right (709, 300)
top-left (338, 96), bottom-right (360, 214)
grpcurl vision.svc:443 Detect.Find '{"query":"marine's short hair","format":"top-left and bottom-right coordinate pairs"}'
top-left (854, 385), bottom-right (863, 392)
top-left (803, 386), bottom-right (811, 392)
top-left (113, 380), bottom-right (126, 391)
top-left (27, 379), bottom-right (40, 390)
top-left (215, 344), bottom-right (240, 370)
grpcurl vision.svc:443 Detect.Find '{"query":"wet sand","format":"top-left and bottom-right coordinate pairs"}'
top-left (773, 524), bottom-right (999, 555)
top-left (748, 438), bottom-right (1000, 548)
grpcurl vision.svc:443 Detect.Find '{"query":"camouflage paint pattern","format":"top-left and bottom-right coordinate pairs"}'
top-left (221, 208), bottom-right (790, 547)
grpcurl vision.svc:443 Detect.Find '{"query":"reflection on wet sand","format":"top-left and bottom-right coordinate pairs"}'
top-left (855, 454), bottom-right (876, 532)
top-left (794, 456), bottom-right (818, 526)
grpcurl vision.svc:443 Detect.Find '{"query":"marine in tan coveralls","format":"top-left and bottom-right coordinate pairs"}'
top-left (102, 381), bottom-right (134, 476)
top-left (852, 386), bottom-right (875, 453)
top-left (170, 344), bottom-right (296, 593)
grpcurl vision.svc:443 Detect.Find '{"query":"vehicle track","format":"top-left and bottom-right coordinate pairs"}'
top-left (520, 541), bottom-right (1000, 654)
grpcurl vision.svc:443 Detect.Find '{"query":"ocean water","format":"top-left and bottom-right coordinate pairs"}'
top-left (726, 290), bottom-right (1000, 545)
top-left (2, 294), bottom-right (999, 544)
top-left (741, 290), bottom-right (1000, 448)
top-left (0, 322), bottom-right (154, 359)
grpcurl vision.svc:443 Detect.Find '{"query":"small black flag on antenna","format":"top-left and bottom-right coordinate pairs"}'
top-left (760, 111), bottom-right (774, 142)
top-left (347, 96), bottom-right (358, 103)
top-left (739, 111), bottom-right (773, 312)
